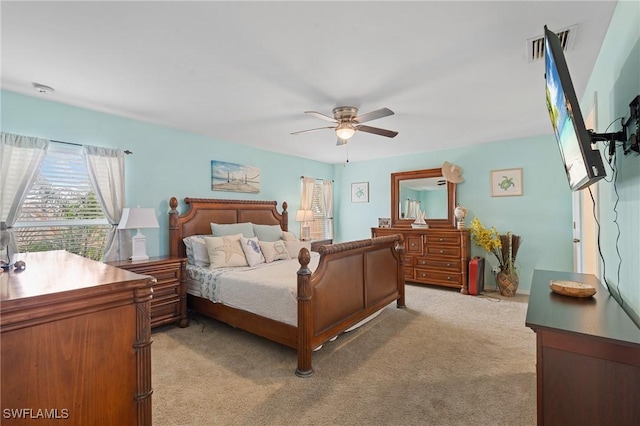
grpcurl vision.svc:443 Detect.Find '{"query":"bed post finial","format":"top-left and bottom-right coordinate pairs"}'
top-left (296, 247), bottom-right (313, 377)
top-left (282, 201), bottom-right (289, 232)
top-left (169, 197), bottom-right (179, 257)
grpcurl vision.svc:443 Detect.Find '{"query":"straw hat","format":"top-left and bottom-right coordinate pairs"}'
top-left (441, 161), bottom-right (464, 183)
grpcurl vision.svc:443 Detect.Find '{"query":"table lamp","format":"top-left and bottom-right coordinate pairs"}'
top-left (118, 208), bottom-right (159, 261)
top-left (295, 209), bottom-right (314, 241)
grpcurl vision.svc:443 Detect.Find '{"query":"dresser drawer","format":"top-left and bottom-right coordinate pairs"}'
top-left (426, 233), bottom-right (461, 245)
top-left (151, 297), bottom-right (180, 321)
top-left (128, 265), bottom-right (181, 285)
top-left (152, 279), bottom-right (180, 299)
top-left (425, 245), bottom-right (461, 257)
top-left (415, 258), bottom-right (460, 272)
top-left (414, 268), bottom-right (463, 286)
top-left (405, 235), bottom-right (423, 255)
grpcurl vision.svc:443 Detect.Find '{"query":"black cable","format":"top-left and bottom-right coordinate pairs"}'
top-left (588, 186), bottom-right (609, 292)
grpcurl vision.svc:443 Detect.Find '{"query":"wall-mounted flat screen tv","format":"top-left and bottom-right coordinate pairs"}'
top-left (544, 26), bottom-right (606, 191)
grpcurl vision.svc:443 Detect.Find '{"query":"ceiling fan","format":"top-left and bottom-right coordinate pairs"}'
top-left (291, 106), bottom-right (398, 145)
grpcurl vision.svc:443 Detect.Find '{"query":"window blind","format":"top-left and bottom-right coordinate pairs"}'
top-left (309, 181), bottom-right (333, 240)
top-left (14, 142), bottom-right (109, 260)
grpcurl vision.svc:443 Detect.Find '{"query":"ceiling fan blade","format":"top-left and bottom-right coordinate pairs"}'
top-left (336, 137), bottom-right (348, 146)
top-left (356, 125), bottom-right (398, 138)
top-left (291, 126), bottom-right (336, 135)
top-left (354, 107), bottom-right (394, 124)
top-left (305, 111), bottom-right (338, 123)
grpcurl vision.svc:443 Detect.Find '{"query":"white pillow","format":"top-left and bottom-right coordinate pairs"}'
top-left (259, 240), bottom-right (290, 263)
top-left (205, 234), bottom-right (248, 268)
top-left (183, 235), bottom-right (210, 266)
top-left (282, 231), bottom-right (298, 242)
top-left (191, 238), bottom-right (210, 267)
top-left (241, 236), bottom-right (265, 267)
top-left (284, 240), bottom-right (312, 259)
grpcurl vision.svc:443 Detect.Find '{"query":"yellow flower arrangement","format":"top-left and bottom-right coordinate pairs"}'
top-left (469, 217), bottom-right (522, 277)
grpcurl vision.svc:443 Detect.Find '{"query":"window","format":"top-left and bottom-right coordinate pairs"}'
top-left (14, 143), bottom-right (109, 260)
top-left (309, 180), bottom-right (333, 241)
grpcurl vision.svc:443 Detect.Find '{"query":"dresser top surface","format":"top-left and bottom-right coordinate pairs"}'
top-left (1, 250), bottom-right (150, 304)
top-left (526, 269), bottom-right (640, 345)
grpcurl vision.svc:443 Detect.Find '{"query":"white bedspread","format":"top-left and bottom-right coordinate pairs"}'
top-left (186, 253), bottom-right (320, 326)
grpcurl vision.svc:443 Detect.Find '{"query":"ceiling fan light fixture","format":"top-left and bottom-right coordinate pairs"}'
top-left (335, 122), bottom-right (355, 140)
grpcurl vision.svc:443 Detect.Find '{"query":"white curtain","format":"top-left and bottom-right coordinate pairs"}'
top-left (301, 176), bottom-right (316, 210)
top-left (322, 179), bottom-right (334, 239)
top-left (406, 199), bottom-right (421, 219)
top-left (83, 145), bottom-right (126, 262)
top-left (0, 133), bottom-right (49, 256)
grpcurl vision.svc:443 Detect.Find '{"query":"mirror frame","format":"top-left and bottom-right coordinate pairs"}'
top-left (391, 168), bottom-right (456, 228)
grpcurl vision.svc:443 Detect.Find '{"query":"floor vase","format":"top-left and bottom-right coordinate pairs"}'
top-left (496, 270), bottom-right (519, 297)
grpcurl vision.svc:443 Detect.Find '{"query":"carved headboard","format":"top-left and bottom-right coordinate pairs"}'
top-left (168, 197), bottom-right (288, 258)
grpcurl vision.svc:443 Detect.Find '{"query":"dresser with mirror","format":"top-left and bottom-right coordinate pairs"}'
top-left (372, 167), bottom-right (470, 293)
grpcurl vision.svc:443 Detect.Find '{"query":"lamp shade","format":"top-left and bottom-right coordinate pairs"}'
top-left (118, 208), bottom-right (159, 230)
top-left (295, 209), bottom-right (314, 222)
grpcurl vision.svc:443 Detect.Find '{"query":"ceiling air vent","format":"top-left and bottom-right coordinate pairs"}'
top-left (528, 25), bottom-right (577, 62)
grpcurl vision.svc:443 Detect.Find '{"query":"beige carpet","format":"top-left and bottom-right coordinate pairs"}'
top-left (151, 285), bottom-right (536, 425)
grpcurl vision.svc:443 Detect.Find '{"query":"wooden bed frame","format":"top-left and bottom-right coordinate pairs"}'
top-left (168, 196), bottom-right (405, 377)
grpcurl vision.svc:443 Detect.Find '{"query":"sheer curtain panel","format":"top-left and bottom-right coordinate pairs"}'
top-left (322, 179), bottom-right (334, 239)
top-left (0, 133), bottom-right (49, 256)
top-left (83, 145), bottom-right (126, 261)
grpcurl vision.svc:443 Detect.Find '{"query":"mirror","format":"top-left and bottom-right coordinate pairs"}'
top-left (391, 168), bottom-right (456, 228)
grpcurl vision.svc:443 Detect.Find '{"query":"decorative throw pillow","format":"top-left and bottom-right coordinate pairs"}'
top-left (284, 240), bottom-right (312, 259)
top-left (183, 235), bottom-right (210, 266)
top-left (281, 231), bottom-right (298, 242)
top-left (210, 222), bottom-right (255, 238)
top-left (241, 236), bottom-right (265, 267)
top-left (252, 224), bottom-right (283, 242)
top-left (259, 240), bottom-right (290, 263)
top-left (204, 234), bottom-right (248, 268)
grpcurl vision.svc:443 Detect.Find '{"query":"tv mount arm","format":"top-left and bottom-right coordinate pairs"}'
top-left (589, 95), bottom-right (640, 156)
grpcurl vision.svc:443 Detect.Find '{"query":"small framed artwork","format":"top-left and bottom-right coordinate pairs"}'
top-left (491, 168), bottom-right (523, 197)
top-left (378, 218), bottom-right (391, 228)
top-left (351, 182), bottom-right (369, 203)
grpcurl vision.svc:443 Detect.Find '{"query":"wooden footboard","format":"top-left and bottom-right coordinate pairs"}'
top-left (295, 234), bottom-right (405, 377)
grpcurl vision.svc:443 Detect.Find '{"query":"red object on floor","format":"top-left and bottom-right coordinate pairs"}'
top-left (468, 256), bottom-right (485, 295)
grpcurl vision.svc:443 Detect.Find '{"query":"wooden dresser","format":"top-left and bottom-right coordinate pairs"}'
top-left (0, 250), bottom-right (154, 426)
top-left (106, 256), bottom-right (188, 328)
top-left (526, 270), bottom-right (640, 425)
top-left (372, 227), bottom-right (470, 292)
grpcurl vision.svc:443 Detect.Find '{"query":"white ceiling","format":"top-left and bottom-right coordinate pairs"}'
top-left (1, 1), bottom-right (617, 164)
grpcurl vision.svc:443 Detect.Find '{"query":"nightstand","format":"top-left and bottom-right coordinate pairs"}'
top-left (106, 256), bottom-right (188, 328)
top-left (310, 239), bottom-right (333, 252)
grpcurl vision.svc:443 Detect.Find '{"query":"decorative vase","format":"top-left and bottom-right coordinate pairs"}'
top-left (496, 269), bottom-right (519, 297)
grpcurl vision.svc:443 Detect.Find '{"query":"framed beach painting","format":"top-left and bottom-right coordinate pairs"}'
top-left (211, 160), bottom-right (260, 193)
top-left (490, 168), bottom-right (523, 197)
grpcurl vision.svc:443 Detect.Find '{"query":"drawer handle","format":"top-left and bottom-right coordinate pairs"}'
top-left (421, 273), bottom-right (427, 277)
top-left (440, 250), bottom-right (444, 254)
top-left (447, 276), bottom-right (452, 280)
top-left (411, 243), bottom-right (416, 247)
top-left (439, 238), bottom-right (444, 242)
top-left (447, 263), bottom-right (451, 267)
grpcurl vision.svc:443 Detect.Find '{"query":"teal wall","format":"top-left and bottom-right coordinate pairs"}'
top-left (581, 0), bottom-right (639, 322)
top-left (1, 91), bottom-right (334, 256)
top-left (333, 134), bottom-right (574, 294)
